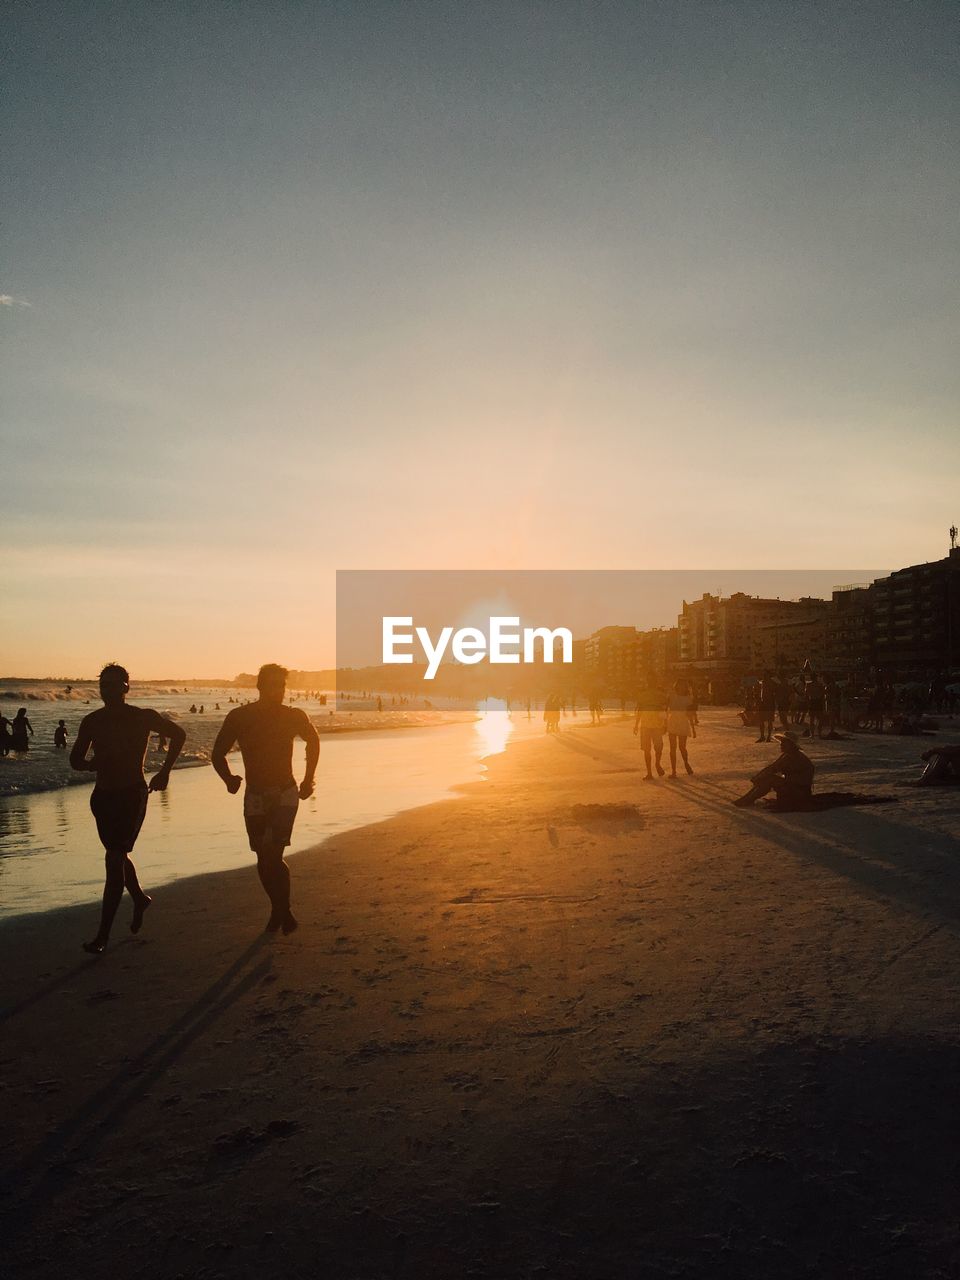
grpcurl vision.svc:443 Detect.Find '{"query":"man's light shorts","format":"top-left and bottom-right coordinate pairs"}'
top-left (243, 785), bottom-right (299, 851)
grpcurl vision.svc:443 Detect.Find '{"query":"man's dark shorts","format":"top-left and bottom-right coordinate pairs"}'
top-left (90, 784), bottom-right (148, 853)
top-left (243, 785), bottom-right (299, 852)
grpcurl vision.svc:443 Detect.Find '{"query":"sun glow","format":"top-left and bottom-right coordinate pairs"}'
top-left (473, 700), bottom-right (513, 762)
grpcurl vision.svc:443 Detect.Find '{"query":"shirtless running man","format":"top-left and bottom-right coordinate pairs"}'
top-left (71, 664), bottom-right (186, 953)
top-left (211, 663), bottom-right (320, 935)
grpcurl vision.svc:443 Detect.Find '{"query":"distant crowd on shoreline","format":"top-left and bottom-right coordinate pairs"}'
top-left (739, 667), bottom-right (958, 739)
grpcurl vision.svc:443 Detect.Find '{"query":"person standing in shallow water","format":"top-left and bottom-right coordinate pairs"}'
top-left (70, 664), bottom-right (186, 954)
top-left (10, 708), bottom-right (34, 752)
top-left (211, 663), bottom-right (320, 935)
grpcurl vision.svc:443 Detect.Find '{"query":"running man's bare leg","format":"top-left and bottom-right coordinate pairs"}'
top-left (669, 733), bottom-right (678, 776)
top-left (84, 849), bottom-right (126, 952)
top-left (256, 843), bottom-right (297, 933)
top-left (122, 856), bottom-right (152, 932)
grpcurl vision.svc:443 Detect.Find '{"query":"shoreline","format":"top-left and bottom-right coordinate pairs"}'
top-left (3, 713), bottom-right (959, 1277)
top-left (0, 711), bottom-right (481, 798)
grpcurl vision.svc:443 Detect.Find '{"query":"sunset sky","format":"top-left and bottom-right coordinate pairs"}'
top-left (3, 2), bottom-right (958, 677)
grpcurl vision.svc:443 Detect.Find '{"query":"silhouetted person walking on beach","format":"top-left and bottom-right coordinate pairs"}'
top-left (10, 708), bottom-right (33, 752)
top-left (805, 675), bottom-right (825, 739)
top-left (212, 663), bottom-right (320, 935)
top-left (756, 672), bottom-right (777, 743)
top-left (70, 664), bottom-right (186, 954)
top-left (633, 675), bottom-right (667, 779)
top-left (666, 678), bottom-right (695, 776)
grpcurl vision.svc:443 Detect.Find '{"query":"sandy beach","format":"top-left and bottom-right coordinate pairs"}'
top-left (3, 710), bottom-right (960, 1278)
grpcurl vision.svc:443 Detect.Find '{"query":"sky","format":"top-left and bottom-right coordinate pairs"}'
top-left (3, 1), bottom-right (958, 677)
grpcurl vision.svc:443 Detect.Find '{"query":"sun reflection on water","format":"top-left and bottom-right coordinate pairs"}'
top-left (473, 699), bottom-right (513, 761)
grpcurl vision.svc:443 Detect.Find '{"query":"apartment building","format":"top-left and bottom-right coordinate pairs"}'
top-left (678, 592), bottom-right (829, 671)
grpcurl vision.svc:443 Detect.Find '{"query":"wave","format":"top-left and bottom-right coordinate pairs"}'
top-left (0, 688), bottom-right (96, 702)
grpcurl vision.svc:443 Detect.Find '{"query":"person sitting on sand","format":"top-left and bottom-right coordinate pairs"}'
top-left (733, 732), bottom-right (814, 808)
top-left (70, 664), bottom-right (186, 954)
top-left (54, 719), bottom-right (68, 749)
top-left (211, 663), bottom-right (320, 935)
top-left (633, 675), bottom-right (667, 779)
top-left (908, 744), bottom-right (960, 786)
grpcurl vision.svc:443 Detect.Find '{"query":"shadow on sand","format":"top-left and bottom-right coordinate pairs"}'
top-left (0, 936), bottom-right (272, 1234)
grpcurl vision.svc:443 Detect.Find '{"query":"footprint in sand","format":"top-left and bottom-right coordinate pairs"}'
top-left (86, 989), bottom-right (121, 1004)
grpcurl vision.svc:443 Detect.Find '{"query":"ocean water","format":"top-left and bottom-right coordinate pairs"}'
top-left (0, 684), bottom-right (482, 795)
top-left (0, 705), bottom-right (548, 921)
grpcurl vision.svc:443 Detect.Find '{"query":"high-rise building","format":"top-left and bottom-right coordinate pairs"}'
top-left (678, 592), bottom-right (829, 672)
top-left (870, 548), bottom-right (960, 671)
top-left (640, 626), bottom-right (680, 676)
top-left (827, 583), bottom-right (876, 672)
top-left (584, 626), bottom-right (641, 685)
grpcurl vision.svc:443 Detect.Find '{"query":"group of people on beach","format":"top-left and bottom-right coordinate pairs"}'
top-left (1, 712), bottom-right (72, 754)
top-left (540, 675), bottom-right (702, 781)
top-left (632, 676), bottom-right (699, 779)
top-left (69, 663), bottom-right (319, 955)
top-left (743, 670), bottom-right (844, 742)
top-left (48, 656), bottom-right (960, 957)
top-left (743, 667), bottom-right (959, 740)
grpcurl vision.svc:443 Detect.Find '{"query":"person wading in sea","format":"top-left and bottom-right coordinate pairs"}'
top-left (211, 664), bottom-right (320, 935)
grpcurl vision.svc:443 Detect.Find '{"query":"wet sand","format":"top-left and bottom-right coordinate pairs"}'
top-left (2, 710), bottom-right (959, 1278)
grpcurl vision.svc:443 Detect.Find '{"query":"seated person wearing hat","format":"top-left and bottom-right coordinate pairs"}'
top-left (733, 732), bottom-right (815, 808)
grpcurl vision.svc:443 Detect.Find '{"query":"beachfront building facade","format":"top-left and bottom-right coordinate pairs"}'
top-left (584, 626), bottom-right (642, 684)
top-left (869, 548), bottom-right (960, 672)
top-left (817, 548), bottom-right (960, 675)
top-left (752, 613), bottom-right (830, 673)
top-left (677, 592), bottom-right (830, 673)
top-left (825, 584), bottom-right (876, 673)
top-left (639, 626), bottom-right (680, 677)
top-left (583, 625), bottom-right (680, 694)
